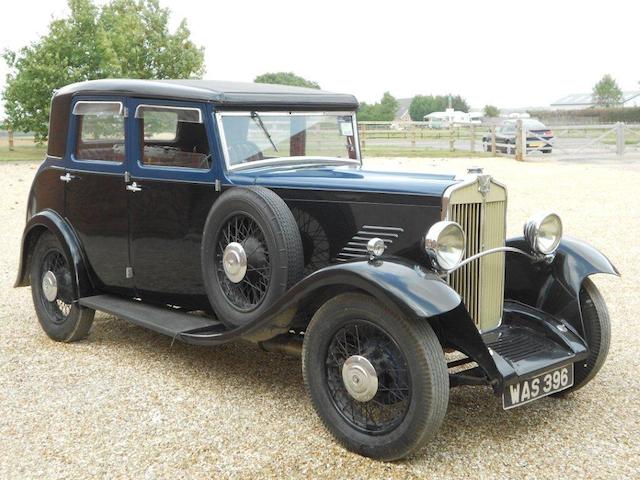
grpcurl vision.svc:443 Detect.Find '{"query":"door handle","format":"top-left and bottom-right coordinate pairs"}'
top-left (59, 173), bottom-right (75, 183)
top-left (126, 182), bottom-right (142, 193)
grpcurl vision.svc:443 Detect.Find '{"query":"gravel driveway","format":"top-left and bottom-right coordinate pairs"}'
top-left (1, 157), bottom-right (638, 479)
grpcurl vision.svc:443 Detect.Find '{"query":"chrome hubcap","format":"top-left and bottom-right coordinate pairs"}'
top-left (42, 270), bottom-right (58, 302)
top-left (222, 242), bottom-right (247, 283)
top-left (342, 355), bottom-right (378, 402)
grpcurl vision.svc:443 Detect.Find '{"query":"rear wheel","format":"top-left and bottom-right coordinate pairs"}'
top-left (556, 278), bottom-right (610, 395)
top-left (29, 232), bottom-right (94, 342)
top-left (302, 293), bottom-right (449, 461)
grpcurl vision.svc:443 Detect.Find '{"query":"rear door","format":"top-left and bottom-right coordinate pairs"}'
top-left (126, 99), bottom-right (219, 309)
top-left (63, 97), bottom-right (133, 296)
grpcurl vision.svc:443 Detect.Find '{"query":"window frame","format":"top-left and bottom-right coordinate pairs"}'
top-left (67, 97), bottom-right (128, 171)
top-left (215, 110), bottom-right (362, 173)
top-left (135, 103), bottom-right (210, 171)
top-left (128, 98), bottom-right (216, 182)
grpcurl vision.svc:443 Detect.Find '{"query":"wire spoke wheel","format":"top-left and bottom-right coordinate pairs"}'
top-left (215, 213), bottom-right (272, 311)
top-left (325, 320), bottom-right (411, 435)
top-left (39, 250), bottom-right (73, 324)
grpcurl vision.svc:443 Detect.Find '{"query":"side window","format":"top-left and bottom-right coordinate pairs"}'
top-left (135, 105), bottom-right (211, 169)
top-left (73, 101), bottom-right (125, 162)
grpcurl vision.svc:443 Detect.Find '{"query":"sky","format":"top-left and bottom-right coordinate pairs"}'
top-left (1, 0), bottom-right (639, 119)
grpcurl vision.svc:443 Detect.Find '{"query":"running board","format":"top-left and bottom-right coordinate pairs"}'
top-left (79, 295), bottom-right (227, 339)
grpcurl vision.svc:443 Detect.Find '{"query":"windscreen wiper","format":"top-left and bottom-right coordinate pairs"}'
top-left (251, 111), bottom-right (278, 152)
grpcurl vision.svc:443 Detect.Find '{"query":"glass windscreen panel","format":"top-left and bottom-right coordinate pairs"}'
top-left (219, 112), bottom-right (359, 167)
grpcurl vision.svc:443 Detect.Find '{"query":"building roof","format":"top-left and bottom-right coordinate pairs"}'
top-left (551, 90), bottom-right (640, 106)
top-left (395, 98), bottom-right (412, 119)
top-left (55, 79), bottom-right (359, 109)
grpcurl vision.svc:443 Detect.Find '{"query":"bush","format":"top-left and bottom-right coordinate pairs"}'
top-left (531, 107), bottom-right (640, 125)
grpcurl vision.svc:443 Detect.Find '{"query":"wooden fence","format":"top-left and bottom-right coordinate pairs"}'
top-left (358, 120), bottom-right (640, 160)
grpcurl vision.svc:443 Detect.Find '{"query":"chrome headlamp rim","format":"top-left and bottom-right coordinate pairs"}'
top-left (524, 212), bottom-right (563, 255)
top-left (424, 220), bottom-right (466, 272)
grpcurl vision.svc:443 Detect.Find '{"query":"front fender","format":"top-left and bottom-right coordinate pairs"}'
top-left (182, 257), bottom-right (463, 344)
top-left (296, 257), bottom-right (462, 319)
top-left (14, 209), bottom-right (94, 299)
top-left (505, 236), bottom-right (619, 332)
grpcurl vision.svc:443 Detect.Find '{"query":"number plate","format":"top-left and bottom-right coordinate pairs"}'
top-left (502, 364), bottom-right (573, 409)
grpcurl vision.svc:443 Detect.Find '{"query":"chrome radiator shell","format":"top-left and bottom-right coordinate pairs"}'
top-left (443, 175), bottom-right (507, 332)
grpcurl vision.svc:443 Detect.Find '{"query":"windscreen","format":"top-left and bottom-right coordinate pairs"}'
top-left (219, 112), bottom-right (359, 167)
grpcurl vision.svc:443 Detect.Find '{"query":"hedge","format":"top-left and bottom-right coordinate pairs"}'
top-left (531, 107), bottom-right (640, 125)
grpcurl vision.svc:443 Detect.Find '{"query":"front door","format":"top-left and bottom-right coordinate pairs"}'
top-left (126, 99), bottom-right (218, 309)
top-left (63, 97), bottom-right (133, 296)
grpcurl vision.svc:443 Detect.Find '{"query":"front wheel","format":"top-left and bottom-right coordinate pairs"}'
top-left (302, 293), bottom-right (449, 461)
top-left (555, 278), bottom-right (611, 395)
top-left (29, 232), bottom-right (95, 342)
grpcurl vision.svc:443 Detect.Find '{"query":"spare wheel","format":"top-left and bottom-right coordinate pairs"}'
top-left (202, 186), bottom-right (304, 327)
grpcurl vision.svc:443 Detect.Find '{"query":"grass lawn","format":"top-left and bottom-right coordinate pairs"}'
top-left (362, 146), bottom-right (492, 158)
top-left (0, 142), bottom-right (492, 162)
top-left (0, 144), bottom-right (46, 162)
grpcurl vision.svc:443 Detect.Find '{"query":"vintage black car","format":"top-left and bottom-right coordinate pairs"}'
top-left (483, 119), bottom-right (555, 154)
top-left (16, 79), bottom-right (618, 461)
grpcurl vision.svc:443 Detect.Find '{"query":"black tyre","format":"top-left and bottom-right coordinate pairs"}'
top-left (202, 186), bottom-right (304, 327)
top-left (556, 278), bottom-right (611, 395)
top-left (29, 232), bottom-right (95, 342)
top-left (302, 293), bottom-right (449, 461)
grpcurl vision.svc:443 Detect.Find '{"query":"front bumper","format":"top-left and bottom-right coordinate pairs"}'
top-left (445, 299), bottom-right (589, 398)
top-left (482, 301), bottom-right (588, 391)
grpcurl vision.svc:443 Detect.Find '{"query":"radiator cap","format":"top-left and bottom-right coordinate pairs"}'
top-left (467, 166), bottom-right (484, 174)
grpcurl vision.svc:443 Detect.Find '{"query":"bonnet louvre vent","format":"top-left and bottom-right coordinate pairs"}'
top-left (336, 225), bottom-right (404, 262)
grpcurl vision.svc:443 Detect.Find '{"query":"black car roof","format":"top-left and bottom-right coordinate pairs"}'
top-left (55, 79), bottom-right (359, 109)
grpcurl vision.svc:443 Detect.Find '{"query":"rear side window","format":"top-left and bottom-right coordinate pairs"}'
top-left (135, 105), bottom-right (210, 170)
top-left (73, 101), bottom-right (125, 163)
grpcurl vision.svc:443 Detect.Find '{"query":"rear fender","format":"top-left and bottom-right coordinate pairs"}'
top-left (505, 236), bottom-right (619, 335)
top-left (14, 209), bottom-right (93, 299)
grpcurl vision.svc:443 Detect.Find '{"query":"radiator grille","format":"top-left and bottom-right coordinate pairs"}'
top-left (446, 178), bottom-right (506, 331)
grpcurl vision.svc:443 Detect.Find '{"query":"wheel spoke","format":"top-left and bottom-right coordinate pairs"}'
top-left (216, 214), bottom-right (271, 311)
top-left (325, 320), bottom-right (411, 434)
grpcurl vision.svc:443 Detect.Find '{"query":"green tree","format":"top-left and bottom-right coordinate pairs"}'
top-left (408, 94), bottom-right (469, 121)
top-left (592, 74), bottom-right (623, 107)
top-left (450, 95), bottom-right (470, 113)
top-left (484, 105), bottom-right (500, 117)
top-left (2, 0), bottom-right (204, 142)
top-left (254, 72), bottom-right (320, 89)
top-left (409, 95), bottom-right (440, 121)
top-left (358, 92), bottom-right (398, 121)
top-left (378, 92), bottom-right (399, 120)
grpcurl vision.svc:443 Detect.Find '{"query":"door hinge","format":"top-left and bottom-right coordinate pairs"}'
top-left (125, 267), bottom-right (134, 278)
top-left (215, 179), bottom-right (221, 192)
top-left (124, 171), bottom-right (131, 183)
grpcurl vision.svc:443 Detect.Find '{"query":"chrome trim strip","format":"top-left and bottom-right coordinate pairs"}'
top-left (441, 173), bottom-right (508, 221)
top-left (445, 246), bottom-right (546, 273)
top-left (356, 231), bottom-right (399, 238)
top-left (362, 225), bottom-right (404, 232)
top-left (134, 104), bottom-right (203, 123)
top-left (72, 101), bottom-right (124, 116)
top-left (228, 157), bottom-right (360, 172)
top-left (216, 110), bottom-right (356, 117)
